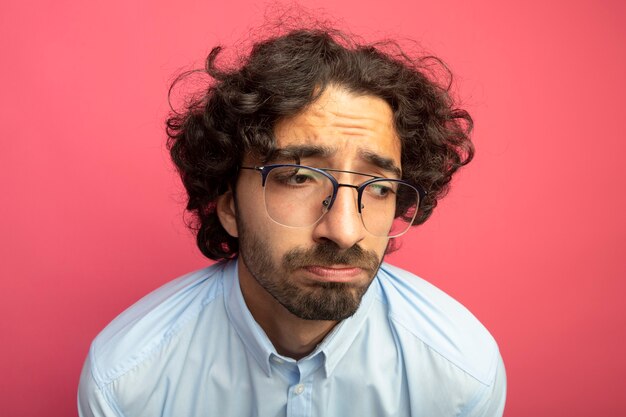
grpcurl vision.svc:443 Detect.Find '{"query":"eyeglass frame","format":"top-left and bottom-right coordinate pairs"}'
top-left (239, 164), bottom-right (426, 236)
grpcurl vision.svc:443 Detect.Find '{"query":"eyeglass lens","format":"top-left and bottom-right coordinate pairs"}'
top-left (263, 166), bottom-right (419, 237)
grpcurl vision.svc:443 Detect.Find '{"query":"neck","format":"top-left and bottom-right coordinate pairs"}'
top-left (237, 259), bottom-right (338, 360)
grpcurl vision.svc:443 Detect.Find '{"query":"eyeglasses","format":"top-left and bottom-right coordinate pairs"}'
top-left (240, 164), bottom-right (425, 238)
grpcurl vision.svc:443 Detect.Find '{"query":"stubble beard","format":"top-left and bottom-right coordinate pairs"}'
top-left (237, 220), bottom-right (384, 321)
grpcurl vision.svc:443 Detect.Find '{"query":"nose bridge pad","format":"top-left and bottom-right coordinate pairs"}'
top-left (322, 185), bottom-right (361, 217)
top-left (322, 195), bottom-right (333, 213)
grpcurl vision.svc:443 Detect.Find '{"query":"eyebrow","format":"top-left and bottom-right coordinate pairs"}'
top-left (359, 149), bottom-right (402, 178)
top-left (264, 144), bottom-right (402, 178)
top-left (264, 145), bottom-right (334, 164)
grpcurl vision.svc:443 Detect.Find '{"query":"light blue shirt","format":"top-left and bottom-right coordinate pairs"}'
top-left (78, 260), bottom-right (506, 416)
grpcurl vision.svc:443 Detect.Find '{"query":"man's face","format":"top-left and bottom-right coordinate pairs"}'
top-left (223, 84), bottom-right (402, 321)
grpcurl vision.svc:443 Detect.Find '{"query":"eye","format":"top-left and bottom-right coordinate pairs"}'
top-left (270, 166), bottom-right (325, 187)
top-left (290, 171), bottom-right (315, 184)
top-left (366, 181), bottom-right (396, 198)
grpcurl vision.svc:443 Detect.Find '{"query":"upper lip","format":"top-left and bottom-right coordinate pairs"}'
top-left (306, 264), bottom-right (361, 269)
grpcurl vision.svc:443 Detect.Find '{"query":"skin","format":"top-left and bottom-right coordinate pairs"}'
top-left (217, 84), bottom-right (402, 359)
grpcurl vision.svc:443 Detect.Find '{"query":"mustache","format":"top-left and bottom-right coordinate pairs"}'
top-left (282, 242), bottom-right (381, 273)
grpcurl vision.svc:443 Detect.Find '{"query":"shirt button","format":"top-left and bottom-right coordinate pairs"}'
top-left (294, 384), bottom-right (305, 395)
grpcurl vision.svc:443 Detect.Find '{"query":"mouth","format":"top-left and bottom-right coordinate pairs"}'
top-left (302, 265), bottom-right (365, 283)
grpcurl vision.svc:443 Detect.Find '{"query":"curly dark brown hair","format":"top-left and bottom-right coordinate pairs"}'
top-left (166, 28), bottom-right (474, 260)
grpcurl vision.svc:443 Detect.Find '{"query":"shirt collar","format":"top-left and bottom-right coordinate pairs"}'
top-left (316, 278), bottom-right (376, 377)
top-left (224, 257), bottom-right (377, 378)
top-left (223, 259), bottom-right (275, 376)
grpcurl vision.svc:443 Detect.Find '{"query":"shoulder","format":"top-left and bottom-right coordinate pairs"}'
top-left (85, 261), bottom-right (231, 388)
top-left (376, 262), bottom-right (501, 386)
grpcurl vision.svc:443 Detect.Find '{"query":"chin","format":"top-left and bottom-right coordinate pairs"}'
top-left (280, 281), bottom-right (368, 321)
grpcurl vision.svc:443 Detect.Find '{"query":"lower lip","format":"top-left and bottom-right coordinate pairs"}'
top-left (303, 266), bottom-right (363, 283)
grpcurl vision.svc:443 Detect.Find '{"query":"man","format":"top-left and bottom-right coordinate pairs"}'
top-left (78, 28), bottom-right (506, 416)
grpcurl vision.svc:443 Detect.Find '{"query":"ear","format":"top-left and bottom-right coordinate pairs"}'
top-left (216, 190), bottom-right (239, 237)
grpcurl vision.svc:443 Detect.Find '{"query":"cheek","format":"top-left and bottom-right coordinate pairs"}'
top-left (234, 184), bottom-right (267, 230)
top-left (372, 238), bottom-right (391, 259)
top-left (237, 201), bottom-right (305, 257)
top-left (266, 226), bottom-right (309, 259)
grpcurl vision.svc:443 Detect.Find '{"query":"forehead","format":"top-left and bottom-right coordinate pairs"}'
top-left (272, 85), bottom-right (401, 169)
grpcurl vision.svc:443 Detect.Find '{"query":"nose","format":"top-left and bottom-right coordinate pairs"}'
top-left (312, 185), bottom-right (367, 249)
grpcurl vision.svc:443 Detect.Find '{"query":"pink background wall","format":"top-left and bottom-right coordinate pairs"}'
top-left (2, 0), bottom-right (625, 416)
